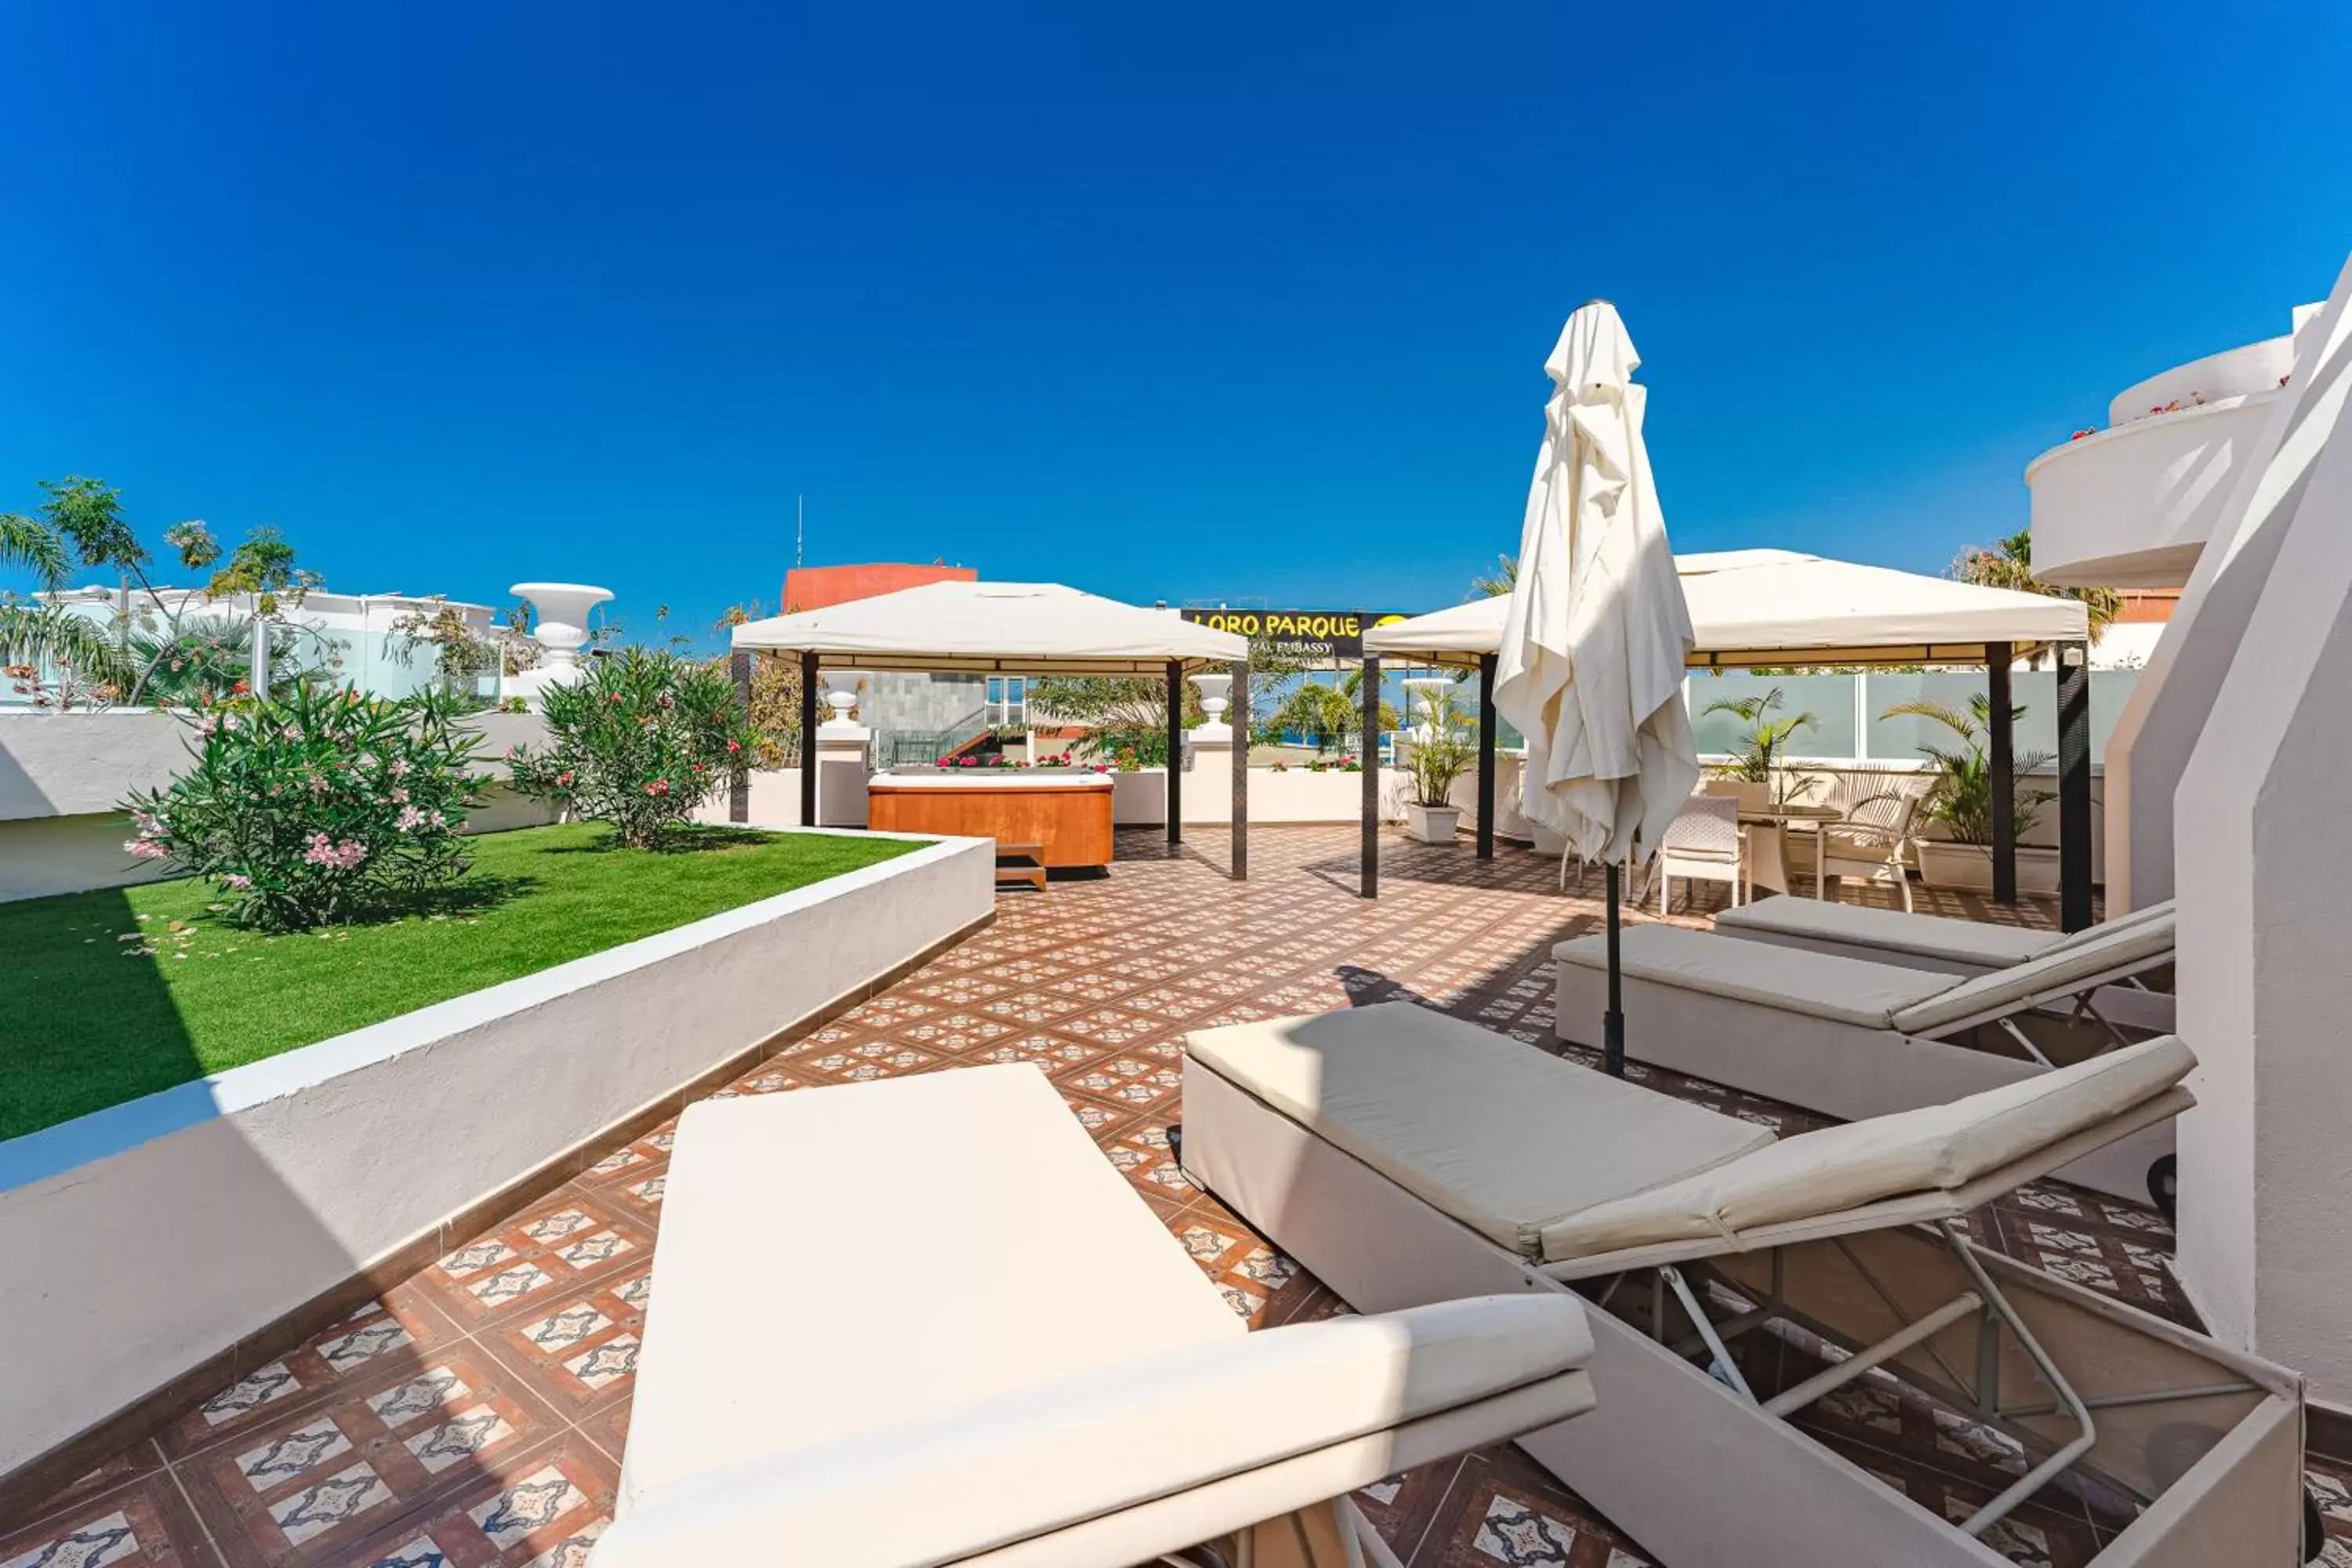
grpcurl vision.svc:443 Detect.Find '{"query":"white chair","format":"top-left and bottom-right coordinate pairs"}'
top-left (1181, 1004), bottom-right (2306, 1568)
top-left (1650, 795), bottom-right (1742, 913)
top-left (1818, 790), bottom-right (1920, 911)
top-left (595, 1064), bottom-right (1599, 1567)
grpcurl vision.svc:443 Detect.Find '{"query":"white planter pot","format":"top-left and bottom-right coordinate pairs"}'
top-left (1915, 839), bottom-right (2061, 895)
top-left (1404, 803), bottom-right (1462, 844)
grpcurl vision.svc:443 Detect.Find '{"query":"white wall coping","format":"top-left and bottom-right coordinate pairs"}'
top-left (0, 828), bottom-right (970, 1197)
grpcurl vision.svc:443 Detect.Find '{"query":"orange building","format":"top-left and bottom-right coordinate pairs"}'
top-left (782, 561), bottom-right (975, 613)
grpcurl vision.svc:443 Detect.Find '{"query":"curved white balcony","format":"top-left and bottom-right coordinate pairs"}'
top-left (2025, 390), bottom-right (2282, 589)
top-left (2025, 303), bottom-right (2321, 590)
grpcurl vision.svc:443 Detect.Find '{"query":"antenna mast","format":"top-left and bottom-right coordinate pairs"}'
top-left (795, 494), bottom-right (805, 570)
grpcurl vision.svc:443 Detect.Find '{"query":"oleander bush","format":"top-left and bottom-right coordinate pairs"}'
top-left (508, 648), bottom-right (759, 848)
top-left (122, 685), bottom-right (490, 931)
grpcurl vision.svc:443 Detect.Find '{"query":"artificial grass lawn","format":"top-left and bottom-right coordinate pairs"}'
top-left (0, 822), bottom-right (925, 1142)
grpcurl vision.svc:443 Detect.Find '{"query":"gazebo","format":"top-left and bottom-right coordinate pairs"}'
top-left (727, 582), bottom-right (1255, 877)
top-left (1360, 550), bottom-right (2098, 924)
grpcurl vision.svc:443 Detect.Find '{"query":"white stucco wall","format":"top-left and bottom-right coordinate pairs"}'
top-left (2173, 255), bottom-right (2352, 1402)
top-left (2104, 256), bottom-right (2352, 913)
top-left (0, 832), bottom-right (992, 1475)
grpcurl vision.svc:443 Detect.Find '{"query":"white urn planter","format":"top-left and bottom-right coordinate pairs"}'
top-left (1915, 840), bottom-right (2061, 896)
top-left (506, 582), bottom-right (614, 710)
top-left (1404, 802), bottom-right (1462, 844)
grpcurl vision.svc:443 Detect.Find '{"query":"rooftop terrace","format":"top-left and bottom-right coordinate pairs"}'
top-left (7, 826), bottom-right (2348, 1568)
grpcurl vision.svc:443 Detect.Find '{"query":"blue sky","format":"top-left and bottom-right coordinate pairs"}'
top-left (3, 2), bottom-right (2346, 649)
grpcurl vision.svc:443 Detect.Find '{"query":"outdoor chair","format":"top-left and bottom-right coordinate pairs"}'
top-left (1552, 909), bottom-right (2180, 1200)
top-left (1713, 895), bottom-right (2178, 1034)
top-left (1817, 789), bottom-right (1921, 910)
top-left (1646, 794), bottom-right (1743, 913)
top-left (1180, 1004), bottom-right (2307, 1568)
top-left (592, 1064), bottom-right (1599, 1568)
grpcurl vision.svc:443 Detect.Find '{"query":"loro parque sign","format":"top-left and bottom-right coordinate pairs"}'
top-left (1178, 608), bottom-right (1412, 661)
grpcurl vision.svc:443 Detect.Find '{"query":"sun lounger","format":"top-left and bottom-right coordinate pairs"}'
top-left (1181, 1004), bottom-right (2307, 1568)
top-left (591, 1063), bottom-right (1599, 1568)
top-left (1712, 897), bottom-right (2177, 1032)
top-left (1552, 911), bottom-right (2179, 1200)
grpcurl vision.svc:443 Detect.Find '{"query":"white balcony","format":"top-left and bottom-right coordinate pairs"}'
top-left (2025, 305), bottom-right (2315, 589)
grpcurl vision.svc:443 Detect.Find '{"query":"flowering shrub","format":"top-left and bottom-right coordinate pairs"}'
top-left (1304, 753), bottom-right (1363, 774)
top-left (508, 648), bottom-right (758, 848)
top-left (121, 685), bottom-right (488, 931)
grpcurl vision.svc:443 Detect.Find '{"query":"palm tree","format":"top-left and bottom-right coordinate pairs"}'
top-left (1950, 529), bottom-right (2120, 644)
top-left (1879, 693), bottom-right (2054, 846)
top-left (1471, 554), bottom-right (1518, 598)
top-left (1701, 685), bottom-right (1820, 804)
top-left (0, 509), bottom-right (134, 697)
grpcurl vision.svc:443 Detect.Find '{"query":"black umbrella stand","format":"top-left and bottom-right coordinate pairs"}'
top-left (1603, 861), bottom-right (1627, 1077)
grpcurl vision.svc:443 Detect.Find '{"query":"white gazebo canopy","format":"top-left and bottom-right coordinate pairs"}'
top-left (1365, 550), bottom-right (2089, 670)
top-left (728, 581), bottom-right (1249, 674)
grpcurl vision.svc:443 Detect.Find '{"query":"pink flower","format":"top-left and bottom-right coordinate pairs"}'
top-left (642, 779), bottom-right (672, 797)
top-left (389, 758), bottom-right (412, 778)
top-left (725, 739), bottom-right (741, 754)
top-left (390, 786), bottom-right (410, 804)
top-left (395, 804), bottom-right (427, 832)
top-left (557, 770), bottom-right (575, 786)
top-left (124, 838), bottom-right (169, 861)
top-left (222, 873), bottom-right (253, 890)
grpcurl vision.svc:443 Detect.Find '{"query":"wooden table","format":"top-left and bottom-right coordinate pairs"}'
top-left (1737, 803), bottom-right (1843, 899)
top-left (867, 772), bottom-right (1116, 870)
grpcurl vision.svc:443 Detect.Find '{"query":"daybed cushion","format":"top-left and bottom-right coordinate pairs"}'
top-left (1889, 909), bottom-right (2178, 1034)
top-left (1712, 897), bottom-right (2056, 967)
top-left (1185, 1004), bottom-right (1773, 1260)
top-left (1554, 924), bottom-right (1955, 1029)
top-left (2043, 896), bottom-right (2177, 956)
top-left (1538, 1034), bottom-right (2196, 1261)
top-left (622, 1064), bottom-right (1239, 1513)
top-left (602, 1294), bottom-right (1596, 1566)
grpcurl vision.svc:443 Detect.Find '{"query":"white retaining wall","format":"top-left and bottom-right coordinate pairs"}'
top-left (0, 832), bottom-right (993, 1475)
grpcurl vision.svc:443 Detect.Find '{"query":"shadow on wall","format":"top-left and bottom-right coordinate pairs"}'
top-left (0, 884), bottom-right (372, 1500)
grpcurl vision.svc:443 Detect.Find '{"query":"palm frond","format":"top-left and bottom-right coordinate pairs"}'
top-left (0, 514), bottom-right (68, 589)
top-left (0, 604), bottom-right (135, 690)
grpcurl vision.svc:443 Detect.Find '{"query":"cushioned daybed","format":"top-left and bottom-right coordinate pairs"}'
top-left (591, 1063), bottom-right (1599, 1568)
top-left (1553, 912), bottom-right (2179, 1200)
top-left (1181, 1004), bottom-right (2307, 1568)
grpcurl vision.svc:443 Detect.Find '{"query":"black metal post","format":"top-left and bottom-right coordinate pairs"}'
top-left (1230, 659), bottom-right (1248, 881)
top-left (1987, 643), bottom-right (2016, 906)
top-left (1603, 862), bottom-right (1626, 1078)
top-left (798, 651), bottom-right (819, 828)
top-left (1476, 652), bottom-right (1498, 861)
top-left (2056, 641), bottom-right (2093, 932)
top-left (1165, 659), bottom-right (1184, 846)
top-left (1359, 656), bottom-right (1381, 898)
top-left (728, 649), bottom-right (753, 824)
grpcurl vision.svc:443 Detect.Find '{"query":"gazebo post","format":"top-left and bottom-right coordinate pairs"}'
top-left (1359, 655), bottom-right (1381, 898)
top-left (2056, 641), bottom-right (2093, 932)
top-left (1165, 659), bottom-right (1184, 849)
top-left (799, 652), bottom-right (820, 829)
top-left (1230, 658), bottom-right (1249, 881)
top-left (729, 648), bottom-right (753, 825)
top-left (1987, 643), bottom-right (2016, 905)
top-left (1476, 652), bottom-right (1498, 860)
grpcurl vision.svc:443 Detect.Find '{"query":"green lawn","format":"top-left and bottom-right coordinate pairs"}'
top-left (0, 823), bottom-right (925, 1142)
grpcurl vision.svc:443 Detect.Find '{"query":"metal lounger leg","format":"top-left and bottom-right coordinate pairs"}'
top-left (1939, 1225), bottom-right (2098, 1538)
top-left (1661, 1265), bottom-right (1757, 1400)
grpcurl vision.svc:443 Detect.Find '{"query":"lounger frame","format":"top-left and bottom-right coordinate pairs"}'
top-left (1553, 944), bottom-right (2177, 1201)
top-left (1181, 1062), bottom-right (2307, 1568)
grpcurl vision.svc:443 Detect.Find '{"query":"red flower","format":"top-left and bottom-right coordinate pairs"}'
top-left (231, 681), bottom-right (250, 695)
top-left (725, 739), bottom-right (741, 753)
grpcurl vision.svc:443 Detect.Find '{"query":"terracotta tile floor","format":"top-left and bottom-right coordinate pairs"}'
top-left (8, 826), bottom-right (2346, 1566)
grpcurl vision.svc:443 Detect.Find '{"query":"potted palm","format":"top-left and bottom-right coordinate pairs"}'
top-left (1403, 690), bottom-right (1475, 843)
top-left (1701, 685), bottom-right (1822, 808)
top-left (1878, 694), bottom-right (2059, 894)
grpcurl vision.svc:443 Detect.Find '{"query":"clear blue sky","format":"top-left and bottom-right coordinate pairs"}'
top-left (4, 2), bottom-right (2347, 648)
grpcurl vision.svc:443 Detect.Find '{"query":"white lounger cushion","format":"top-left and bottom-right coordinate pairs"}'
top-left (2044, 896), bottom-right (2176, 956)
top-left (1889, 909), bottom-right (2177, 1034)
top-left (1185, 1004), bottom-right (1772, 1258)
top-left (1540, 1035), bottom-right (2195, 1261)
top-left (622, 1065), bottom-right (1242, 1512)
top-left (605, 1294), bottom-right (1595, 1566)
top-left (1711, 897), bottom-right (2057, 967)
top-left (1554, 925), bottom-right (1954, 1028)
